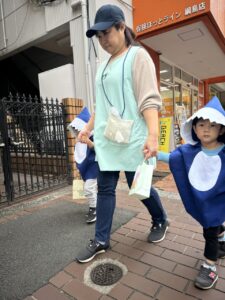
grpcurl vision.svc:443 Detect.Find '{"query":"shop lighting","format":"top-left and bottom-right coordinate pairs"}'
top-left (160, 87), bottom-right (169, 91)
top-left (160, 70), bottom-right (168, 74)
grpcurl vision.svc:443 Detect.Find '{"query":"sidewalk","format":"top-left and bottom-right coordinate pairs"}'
top-left (1, 165), bottom-right (225, 300)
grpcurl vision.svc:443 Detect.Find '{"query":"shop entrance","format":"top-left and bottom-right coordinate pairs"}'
top-left (160, 60), bottom-right (199, 120)
top-left (160, 82), bottom-right (198, 119)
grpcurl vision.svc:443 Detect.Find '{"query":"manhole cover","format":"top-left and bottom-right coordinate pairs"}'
top-left (90, 263), bottom-right (123, 286)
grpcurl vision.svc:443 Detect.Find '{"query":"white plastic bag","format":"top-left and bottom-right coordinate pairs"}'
top-left (129, 158), bottom-right (156, 200)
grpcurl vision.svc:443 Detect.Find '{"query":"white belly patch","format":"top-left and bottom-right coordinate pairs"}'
top-left (188, 151), bottom-right (221, 191)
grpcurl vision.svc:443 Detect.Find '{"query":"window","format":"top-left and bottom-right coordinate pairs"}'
top-left (174, 67), bottom-right (181, 79)
top-left (181, 71), bottom-right (193, 85)
top-left (160, 60), bottom-right (200, 119)
top-left (160, 61), bottom-right (173, 83)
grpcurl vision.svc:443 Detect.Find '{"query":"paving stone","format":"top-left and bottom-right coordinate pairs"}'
top-left (146, 268), bottom-right (188, 292)
top-left (109, 283), bottom-right (133, 300)
top-left (33, 284), bottom-right (70, 300)
top-left (121, 272), bottom-right (160, 297)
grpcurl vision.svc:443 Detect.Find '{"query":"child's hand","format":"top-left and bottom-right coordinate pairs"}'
top-left (77, 128), bottom-right (90, 143)
top-left (81, 135), bottom-right (88, 143)
top-left (80, 135), bottom-right (94, 148)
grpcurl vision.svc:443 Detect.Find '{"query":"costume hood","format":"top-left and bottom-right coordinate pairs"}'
top-left (181, 96), bottom-right (225, 144)
top-left (68, 107), bottom-right (90, 133)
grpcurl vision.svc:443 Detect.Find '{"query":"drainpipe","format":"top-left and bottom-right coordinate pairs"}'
top-left (71, 0), bottom-right (94, 113)
top-left (0, 0), bottom-right (7, 49)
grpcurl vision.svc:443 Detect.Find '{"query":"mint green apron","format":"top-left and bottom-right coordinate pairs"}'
top-left (94, 46), bottom-right (147, 171)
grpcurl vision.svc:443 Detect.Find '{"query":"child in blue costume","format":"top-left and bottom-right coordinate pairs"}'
top-left (68, 107), bottom-right (99, 224)
top-left (159, 96), bottom-right (225, 290)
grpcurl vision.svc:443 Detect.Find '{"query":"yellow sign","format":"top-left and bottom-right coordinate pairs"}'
top-left (159, 117), bottom-right (174, 152)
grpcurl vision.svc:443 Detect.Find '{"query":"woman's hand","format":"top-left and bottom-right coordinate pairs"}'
top-left (143, 134), bottom-right (158, 159)
top-left (142, 109), bottom-right (159, 159)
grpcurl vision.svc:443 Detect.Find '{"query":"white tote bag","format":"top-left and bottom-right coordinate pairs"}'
top-left (129, 158), bottom-right (156, 200)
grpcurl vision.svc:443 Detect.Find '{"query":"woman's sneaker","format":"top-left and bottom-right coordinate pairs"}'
top-left (76, 239), bottom-right (109, 263)
top-left (194, 265), bottom-right (218, 289)
top-left (86, 207), bottom-right (96, 224)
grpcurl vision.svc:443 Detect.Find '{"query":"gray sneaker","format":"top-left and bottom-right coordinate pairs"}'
top-left (195, 265), bottom-right (218, 289)
top-left (86, 207), bottom-right (96, 224)
top-left (148, 220), bottom-right (169, 243)
top-left (76, 239), bottom-right (109, 263)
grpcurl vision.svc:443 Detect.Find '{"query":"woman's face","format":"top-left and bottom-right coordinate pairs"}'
top-left (96, 25), bottom-right (126, 57)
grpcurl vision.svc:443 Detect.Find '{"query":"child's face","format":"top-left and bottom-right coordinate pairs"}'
top-left (193, 119), bottom-right (225, 148)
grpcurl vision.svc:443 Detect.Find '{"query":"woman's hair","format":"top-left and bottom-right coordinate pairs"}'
top-left (115, 22), bottom-right (138, 46)
top-left (192, 117), bottom-right (225, 143)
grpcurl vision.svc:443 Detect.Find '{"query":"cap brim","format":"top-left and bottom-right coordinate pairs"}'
top-left (86, 21), bottom-right (115, 37)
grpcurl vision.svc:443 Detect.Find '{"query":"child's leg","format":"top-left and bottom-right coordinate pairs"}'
top-left (218, 224), bottom-right (225, 258)
top-left (218, 224), bottom-right (225, 240)
top-left (194, 226), bottom-right (220, 290)
top-left (203, 226), bottom-right (220, 263)
top-left (84, 179), bottom-right (97, 223)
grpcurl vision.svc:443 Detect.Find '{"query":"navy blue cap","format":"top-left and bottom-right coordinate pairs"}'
top-left (86, 4), bottom-right (125, 38)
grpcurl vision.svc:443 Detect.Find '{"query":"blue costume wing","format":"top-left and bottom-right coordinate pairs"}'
top-left (169, 144), bottom-right (225, 228)
top-left (76, 136), bottom-right (99, 181)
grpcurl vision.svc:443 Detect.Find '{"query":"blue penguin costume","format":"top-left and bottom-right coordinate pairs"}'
top-left (68, 107), bottom-right (98, 181)
top-left (169, 96), bottom-right (225, 228)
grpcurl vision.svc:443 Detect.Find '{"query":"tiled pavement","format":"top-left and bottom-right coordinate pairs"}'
top-left (2, 162), bottom-right (225, 300)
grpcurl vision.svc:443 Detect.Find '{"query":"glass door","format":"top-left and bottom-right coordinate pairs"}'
top-left (192, 90), bottom-right (198, 113)
top-left (160, 83), bottom-right (174, 117)
top-left (182, 87), bottom-right (192, 118)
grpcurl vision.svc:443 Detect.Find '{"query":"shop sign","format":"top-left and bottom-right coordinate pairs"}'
top-left (159, 117), bottom-right (175, 152)
top-left (136, 2), bottom-right (206, 33)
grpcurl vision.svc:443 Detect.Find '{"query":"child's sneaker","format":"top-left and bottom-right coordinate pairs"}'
top-left (194, 265), bottom-right (218, 289)
top-left (148, 220), bottom-right (169, 243)
top-left (86, 207), bottom-right (96, 224)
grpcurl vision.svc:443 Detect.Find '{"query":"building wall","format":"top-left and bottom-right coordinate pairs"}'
top-left (0, 0), bottom-right (133, 110)
top-left (0, 0), bottom-right (46, 53)
top-left (0, 0), bottom-right (79, 57)
top-left (210, 0), bottom-right (225, 36)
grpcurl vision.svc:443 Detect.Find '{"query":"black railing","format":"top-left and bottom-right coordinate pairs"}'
top-left (0, 94), bottom-right (69, 205)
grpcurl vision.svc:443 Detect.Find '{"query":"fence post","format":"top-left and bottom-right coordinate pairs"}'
top-left (62, 98), bottom-right (84, 182)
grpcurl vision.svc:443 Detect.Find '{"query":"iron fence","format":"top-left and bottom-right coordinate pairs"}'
top-left (0, 94), bottom-right (69, 205)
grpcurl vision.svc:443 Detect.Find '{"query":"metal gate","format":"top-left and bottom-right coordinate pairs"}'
top-left (0, 94), bottom-right (69, 205)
